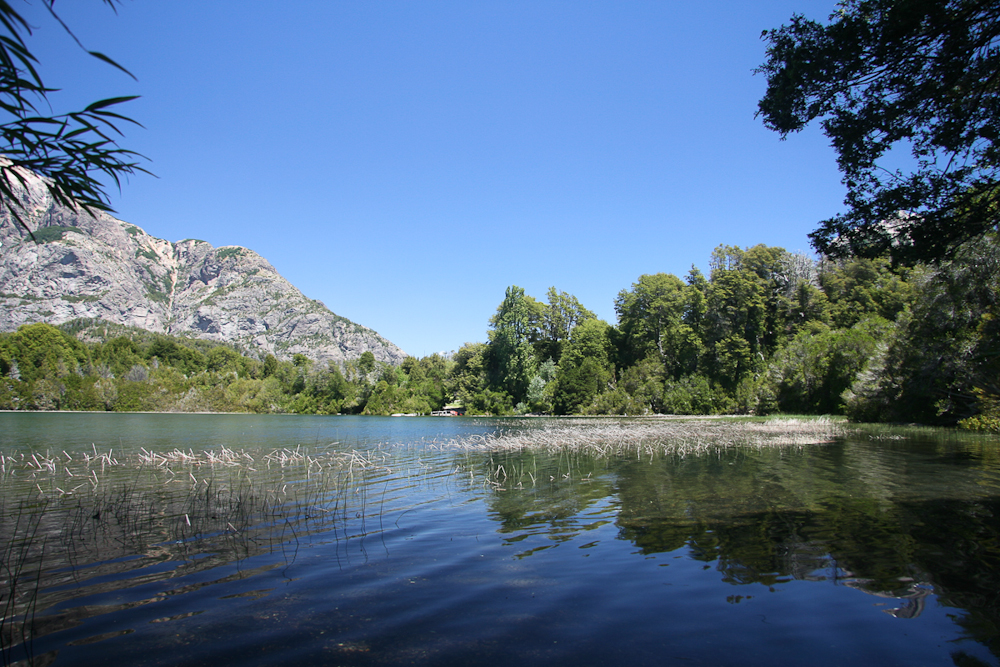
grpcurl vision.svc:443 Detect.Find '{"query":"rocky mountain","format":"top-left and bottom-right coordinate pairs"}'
top-left (0, 169), bottom-right (406, 366)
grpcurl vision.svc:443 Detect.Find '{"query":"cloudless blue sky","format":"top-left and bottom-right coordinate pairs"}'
top-left (27, 0), bottom-right (844, 357)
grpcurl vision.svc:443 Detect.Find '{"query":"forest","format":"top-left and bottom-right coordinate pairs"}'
top-left (1, 238), bottom-right (997, 430)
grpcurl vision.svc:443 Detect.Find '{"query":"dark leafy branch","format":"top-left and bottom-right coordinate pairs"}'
top-left (0, 0), bottom-right (148, 239)
top-left (757, 0), bottom-right (1000, 263)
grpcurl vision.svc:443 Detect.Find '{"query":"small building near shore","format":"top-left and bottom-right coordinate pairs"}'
top-left (431, 404), bottom-right (466, 416)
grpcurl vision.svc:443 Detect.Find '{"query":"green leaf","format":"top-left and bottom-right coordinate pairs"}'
top-left (87, 51), bottom-right (136, 80)
top-left (83, 96), bottom-right (140, 113)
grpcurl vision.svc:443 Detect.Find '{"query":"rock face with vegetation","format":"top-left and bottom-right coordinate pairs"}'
top-left (0, 170), bottom-right (405, 366)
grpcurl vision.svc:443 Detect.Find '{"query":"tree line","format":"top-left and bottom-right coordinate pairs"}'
top-left (1, 237), bottom-right (997, 430)
top-left (457, 238), bottom-right (997, 429)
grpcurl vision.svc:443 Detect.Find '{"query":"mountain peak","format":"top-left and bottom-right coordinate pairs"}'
top-left (0, 172), bottom-right (406, 365)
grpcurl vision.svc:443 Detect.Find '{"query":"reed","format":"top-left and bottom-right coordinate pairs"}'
top-left (438, 417), bottom-right (845, 458)
top-left (0, 445), bottom-right (385, 494)
top-left (435, 417), bottom-right (848, 494)
top-left (0, 500), bottom-right (47, 667)
top-left (0, 445), bottom-right (390, 667)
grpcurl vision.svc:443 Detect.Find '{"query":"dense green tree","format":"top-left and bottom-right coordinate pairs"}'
top-left (554, 358), bottom-right (608, 414)
top-left (769, 318), bottom-right (887, 414)
top-left (732, 244), bottom-right (788, 285)
top-left (819, 257), bottom-right (915, 328)
top-left (5, 322), bottom-right (86, 382)
top-left (448, 342), bottom-right (490, 409)
top-left (400, 354), bottom-right (450, 411)
top-left (400, 356), bottom-right (423, 382)
top-left (959, 388), bottom-right (1000, 432)
top-left (146, 337), bottom-right (206, 376)
top-left (529, 287), bottom-right (596, 362)
top-left (363, 381), bottom-right (399, 415)
top-left (60, 374), bottom-right (103, 411)
top-left (683, 266), bottom-right (709, 330)
top-left (779, 280), bottom-right (832, 336)
top-left (525, 358), bottom-right (558, 414)
top-left (487, 286), bottom-right (538, 405)
top-left (30, 377), bottom-right (65, 410)
top-left (757, 0), bottom-right (1000, 262)
top-left (726, 244), bottom-right (794, 354)
top-left (269, 358), bottom-right (301, 393)
top-left (615, 273), bottom-right (702, 377)
top-left (98, 337), bottom-right (143, 378)
top-left (224, 377), bottom-right (285, 413)
top-left (554, 319), bottom-right (614, 413)
top-left (113, 378), bottom-right (156, 411)
top-left (613, 356), bottom-right (667, 415)
top-left (467, 388), bottom-right (514, 416)
top-left (767, 252), bottom-right (831, 337)
top-left (206, 346), bottom-right (244, 376)
top-left (295, 361), bottom-right (354, 414)
top-left (661, 374), bottom-right (732, 415)
top-left (357, 351), bottom-right (376, 376)
top-left (704, 267), bottom-right (767, 389)
top-left (448, 342), bottom-right (513, 413)
top-left (845, 234), bottom-right (1000, 423)
top-left (559, 319), bottom-right (613, 374)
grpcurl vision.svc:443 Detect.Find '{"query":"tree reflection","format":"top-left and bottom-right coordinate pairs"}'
top-left (475, 436), bottom-right (1000, 660)
top-left (463, 450), bottom-right (617, 558)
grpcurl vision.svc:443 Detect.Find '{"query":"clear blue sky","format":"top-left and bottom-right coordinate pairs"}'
top-left (28, 1), bottom-right (844, 358)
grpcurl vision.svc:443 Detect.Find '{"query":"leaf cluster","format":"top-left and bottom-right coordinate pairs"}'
top-left (758, 0), bottom-right (1000, 263)
top-left (0, 0), bottom-right (149, 238)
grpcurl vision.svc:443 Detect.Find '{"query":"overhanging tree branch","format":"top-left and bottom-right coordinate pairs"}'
top-left (0, 0), bottom-right (149, 241)
top-left (758, 0), bottom-right (1000, 263)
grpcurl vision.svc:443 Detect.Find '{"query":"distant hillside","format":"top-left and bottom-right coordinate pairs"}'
top-left (0, 169), bottom-right (406, 366)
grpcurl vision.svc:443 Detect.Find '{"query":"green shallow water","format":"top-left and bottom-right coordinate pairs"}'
top-left (1, 413), bottom-right (998, 666)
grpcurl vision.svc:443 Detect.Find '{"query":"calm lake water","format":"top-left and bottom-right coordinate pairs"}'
top-left (1, 413), bottom-right (999, 667)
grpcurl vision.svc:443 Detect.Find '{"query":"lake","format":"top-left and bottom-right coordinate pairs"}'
top-left (1, 413), bottom-right (998, 667)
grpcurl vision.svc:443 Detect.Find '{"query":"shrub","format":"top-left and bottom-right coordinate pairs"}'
top-left (958, 389), bottom-right (1000, 432)
top-left (32, 225), bottom-right (82, 243)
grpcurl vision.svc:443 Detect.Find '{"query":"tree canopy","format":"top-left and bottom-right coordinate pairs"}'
top-left (757, 0), bottom-right (1000, 263)
top-left (0, 0), bottom-right (147, 236)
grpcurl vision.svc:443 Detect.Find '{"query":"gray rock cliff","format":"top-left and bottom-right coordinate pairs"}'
top-left (0, 169), bottom-right (407, 365)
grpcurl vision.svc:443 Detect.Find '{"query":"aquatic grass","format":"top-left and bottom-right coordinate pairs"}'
top-left (428, 418), bottom-right (849, 497)
top-left (0, 500), bottom-right (48, 667)
top-left (436, 417), bottom-right (846, 458)
top-left (0, 445), bottom-right (393, 667)
top-left (0, 445), bottom-right (386, 496)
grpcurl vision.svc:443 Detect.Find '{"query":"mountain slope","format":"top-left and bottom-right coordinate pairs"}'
top-left (0, 169), bottom-right (406, 365)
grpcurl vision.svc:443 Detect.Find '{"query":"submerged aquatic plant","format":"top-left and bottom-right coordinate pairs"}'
top-left (0, 445), bottom-right (391, 666)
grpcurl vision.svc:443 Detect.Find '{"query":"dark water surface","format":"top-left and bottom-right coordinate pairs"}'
top-left (1, 413), bottom-right (998, 666)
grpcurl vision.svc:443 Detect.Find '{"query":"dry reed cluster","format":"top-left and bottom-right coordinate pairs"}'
top-left (0, 444), bottom-right (385, 498)
top-left (438, 418), bottom-right (844, 458)
top-left (1, 445), bottom-right (390, 666)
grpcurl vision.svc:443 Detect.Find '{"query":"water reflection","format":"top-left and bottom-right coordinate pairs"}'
top-left (468, 451), bottom-right (617, 557)
top-left (474, 435), bottom-right (1000, 661)
top-left (2, 415), bottom-right (999, 666)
